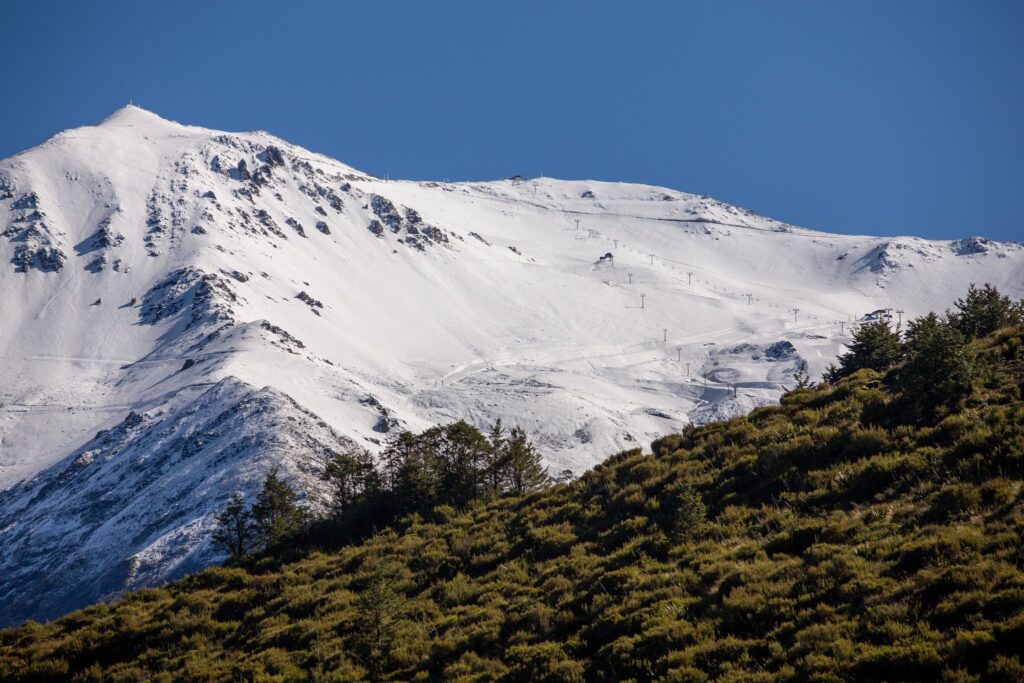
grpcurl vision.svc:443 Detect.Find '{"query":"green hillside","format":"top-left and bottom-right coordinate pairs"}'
top-left (2, 318), bottom-right (1023, 681)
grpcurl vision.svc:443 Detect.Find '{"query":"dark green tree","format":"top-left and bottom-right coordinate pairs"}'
top-left (251, 468), bottom-right (305, 549)
top-left (388, 430), bottom-right (441, 512)
top-left (662, 481), bottom-right (706, 542)
top-left (354, 560), bottom-right (406, 682)
top-left (324, 448), bottom-right (378, 515)
top-left (482, 419), bottom-right (508, 497)
top-left (824, 320), bottom-right (902, 382)
top-left (947, 283), bottom-right (1024, 340)
top-left (433, 421), bottom-right (491, 506)
top-left (210, 491), bottom-right (252, 559)
top-left (897, 313), bottom-right (975, 420)
top-left (792, 368), bottom-right (813, 389)
top-left (381, 430), bottom-right (418, 492)
top-left (503, 426), bottom-right (550, 495)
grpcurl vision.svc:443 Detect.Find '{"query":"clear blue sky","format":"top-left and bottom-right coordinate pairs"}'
top-left (2, 1), bottom-right (1021, 241)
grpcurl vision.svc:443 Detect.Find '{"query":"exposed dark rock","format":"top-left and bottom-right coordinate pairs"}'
top-left (236, 159), bottom-right (251, 181)
top-left (285, 217), bottom-right (306, 238)
top-left (76, 217), bottom-right (125, 260)
top-left (361, 395), bottom-right (401, 433)
top-left (13, 245), bottom-right (66, 273)
top-left (85, 253), bottom-right (107, 273)
top-left (370, 195), bottom-right (403, 232)
top-left (12, 192), bottom-right (39, 211)
top-left (123, 411), bottom-right (145, 429)
top-left (765, 340), bottom-right (797, 360)
top-left (374, 415), bottom-right (401, 433)
top-left (97, 223), bottom-right (125, 248)
top-left (250, 165), bottom-right (272, 187)
top-left (262, 145), bottom-right (286, 167)
top-left (254, 209), bottom-right (287, 239)
top-left (953, 236), bottom-right (998, 256)
top-left (296, 291), bottom-right (324, 315)
top-left (368, 195), bottom-right (450, 249)
top-left (260, 321), bottom-right (306, 351)
top-left (5, 192), bottom-right (67, 273)
top-left (140, 268), bottom-right (239, 328)
top-left (359, 395), bottom-right (383, 409)
top-left (728, 343), bottom-right (759, 355)
top-left (421, 225), bottom-right (447, 245)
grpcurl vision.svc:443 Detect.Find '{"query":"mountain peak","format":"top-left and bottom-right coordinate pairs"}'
top-left (96, 104), bottom-right (183, 130)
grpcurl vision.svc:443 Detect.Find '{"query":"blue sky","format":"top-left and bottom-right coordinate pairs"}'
top-left (1, 1), bottom-right (1021, 241)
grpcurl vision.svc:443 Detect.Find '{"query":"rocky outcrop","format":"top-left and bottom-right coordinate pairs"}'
top-left (140, 267), bottom-right (241, 329)
top-left (369, 194), bottom-right (450, 250)
top-left (3, 191), bottom-right (67, 273)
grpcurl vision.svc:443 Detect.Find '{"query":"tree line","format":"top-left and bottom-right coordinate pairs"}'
top-left (212, 420), bottom-right (552, 560)
top-left (824, 282), bottom-right (1023, 420)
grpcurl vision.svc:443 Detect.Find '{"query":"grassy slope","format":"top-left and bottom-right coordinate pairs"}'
top-left (1, 330), bottom-right (1023, 682)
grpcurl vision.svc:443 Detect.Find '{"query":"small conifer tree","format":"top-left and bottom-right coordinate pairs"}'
top-left (211, 491), bottom-right (252, 559)
top-left (251, 468), bottom-right (305, 549)
top-left (897, 312), bottom-right (975, 420)
top-left (824, 320), bottom-right (902, 382)
top-left (324, 449), bottom-right (377, 515)
top-left (430, 422), bottom-right (491, 506)
top-left (504, 426), bottom-right (550, 495)
top-left (947, 283), bottom-right (1024, 340)
top-left (663, 481), bottom-right (706, 542)
top-left (483, 419), bottom-right (508, 497)
top-left (354, 560), bottom-right (405, 681)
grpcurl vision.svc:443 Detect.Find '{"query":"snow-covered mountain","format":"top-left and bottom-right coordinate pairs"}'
top-left (1, 106), bottom-right (1021, 625)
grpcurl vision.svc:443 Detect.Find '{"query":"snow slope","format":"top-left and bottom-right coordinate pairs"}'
top-left (1, 106), bottom-right (1021, 624)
